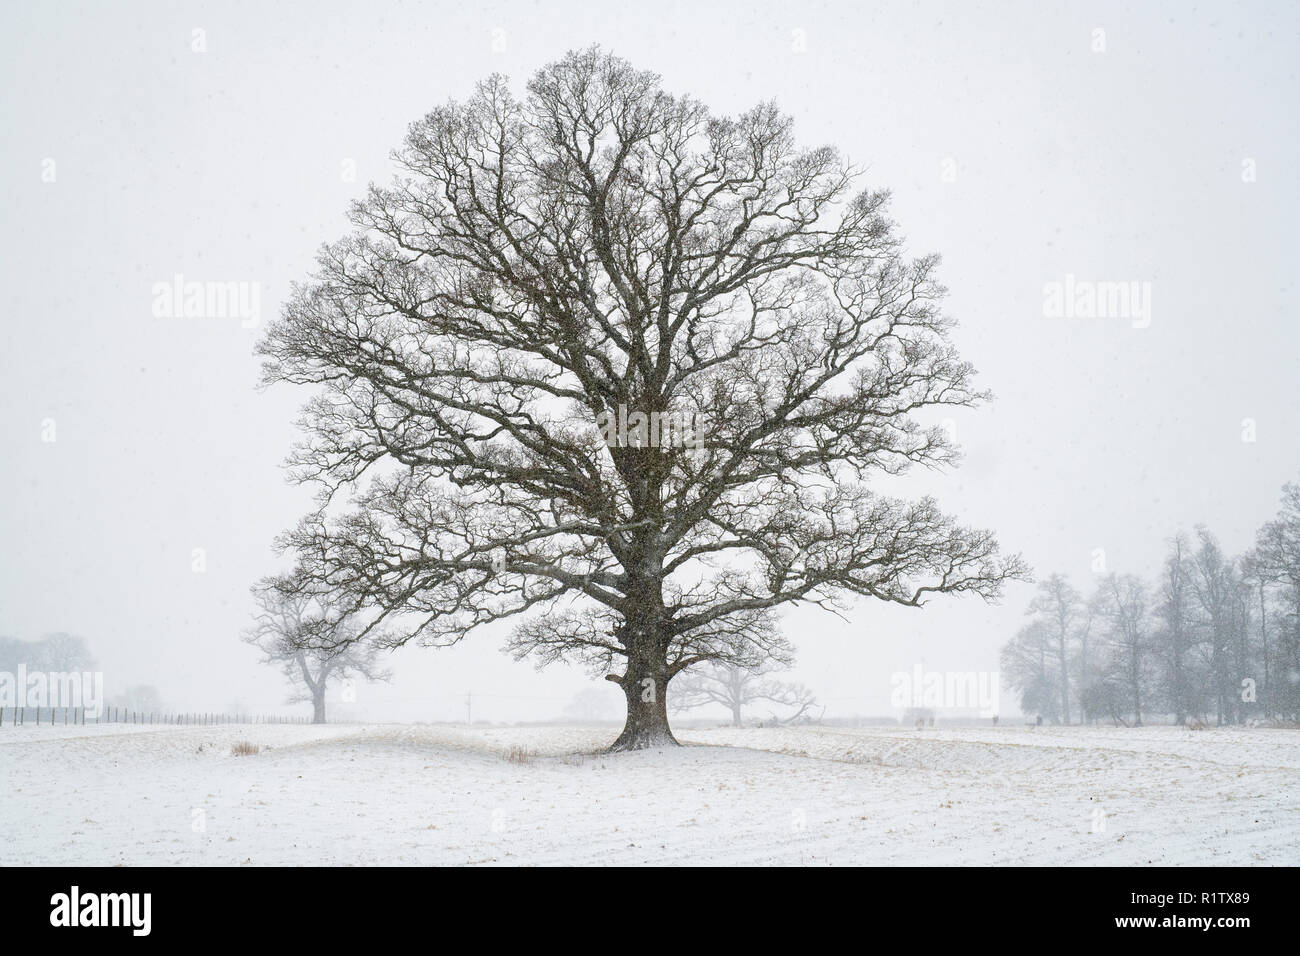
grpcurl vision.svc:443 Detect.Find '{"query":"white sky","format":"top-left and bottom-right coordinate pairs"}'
top-left (3, 0), bottom-right (1298, 722)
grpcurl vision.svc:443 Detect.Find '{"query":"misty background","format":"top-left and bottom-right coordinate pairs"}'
top-left (2, 0), bottom-right (1297, 722)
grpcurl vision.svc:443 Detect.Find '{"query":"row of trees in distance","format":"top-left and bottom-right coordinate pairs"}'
top-left (1002, 481), bottom-right (1300, 726)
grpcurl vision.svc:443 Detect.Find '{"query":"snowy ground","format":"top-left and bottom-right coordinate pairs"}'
top-left (2, 722), bottom-right (1296, 865)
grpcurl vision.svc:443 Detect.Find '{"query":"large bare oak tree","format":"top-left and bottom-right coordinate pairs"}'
top-left (260, 48), bottom-right (1026, 750)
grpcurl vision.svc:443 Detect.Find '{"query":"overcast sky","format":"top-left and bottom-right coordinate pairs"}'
top-left (2, 0), bottom-right (1297, 722)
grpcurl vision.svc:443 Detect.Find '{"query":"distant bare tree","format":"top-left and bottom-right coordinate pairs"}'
top-left (244, 578), bottom-right (391, 724)
top-left (1254, 480), bottom-right (1300, 720)
top-left (1095, 573), bottom-right (1151, 727)
top-left (562, 686), bottom-right (621, 722)
top-left (1071, 598), bottom-right (1097, 722)
top-left (1153, 533), bottom-right (1197, 724)
top-left (1000, 619), bottom-right (1058, 723)
top-left (259, 48), bottom-right (1025, 749)
top-left (1188, 527), bottom-right (1238, 725)
top-left (108, 685), bottom-right (162, 714)
top-left (33, 633), bottom-right (96, 672)
top-left (1240, 551), bottom-right (1275, 718)
top-left (0, 637), bottom-right (38, 673)
top-left (671, 659), bottom-right (817, 726)
top-left (1026, 574), bottom-right (1084, 724)
top-left (0, 634), bottom-right (96, 678)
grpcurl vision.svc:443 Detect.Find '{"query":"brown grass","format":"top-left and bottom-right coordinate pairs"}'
top-left (504, 746), bottom-right (535, 764)
top-left (231, 741), bottom-right (261, 756)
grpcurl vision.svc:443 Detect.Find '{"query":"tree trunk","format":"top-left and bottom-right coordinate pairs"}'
top-left (1293, 584), bottom-right (1300, 720)
top-left (312, 689), bottom-right (326, 724)
top-left (609, 659), bottom-right (677, 750)
top-left (1131, 655), bottom-right (1142, 727)
top-left (608, 593), bottom-right (678, 751)
top-left (731, 704), bottom-right (743, 728)
top-left (1058, 632), bottom-right (1071, 725)
top-left (1257, 583), bottom-right (1268, 718)
top-left (1173, 642), bottom-right (1186, 726)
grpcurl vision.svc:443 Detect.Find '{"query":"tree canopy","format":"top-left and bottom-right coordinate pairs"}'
top-left (260, 48), bottom-right (1025, 748)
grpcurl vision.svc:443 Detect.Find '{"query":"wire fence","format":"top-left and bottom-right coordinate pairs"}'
top-left (0, 707), bottom-right (309, 727)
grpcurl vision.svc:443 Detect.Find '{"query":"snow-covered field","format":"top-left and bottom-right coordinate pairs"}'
top-left (2, 722), bottom-right (1296, 865)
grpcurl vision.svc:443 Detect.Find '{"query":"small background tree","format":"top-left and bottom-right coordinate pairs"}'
top-left (1000, 620), bottom-right (1059, 723)
top-left (107, 685), bottom-right (163, 715)
top-left (562, 686), bottom-right (622, 723)
top-left (0, 633), bottom-right (96, 673)
top-left (1255, 481), bottom-right (1300, 720)
top-left (670, 661), bottom-right (818, 727)
top-left (244, 578), bottom-right (392, 723)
